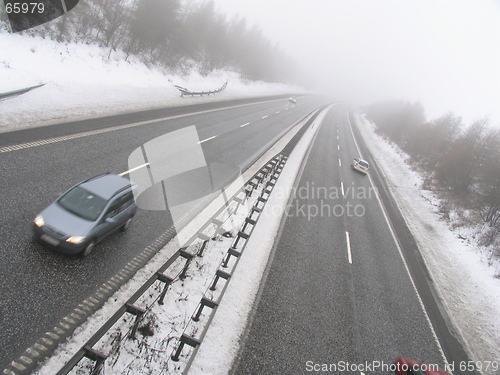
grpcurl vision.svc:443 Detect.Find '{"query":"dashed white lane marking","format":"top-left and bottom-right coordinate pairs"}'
top-left (346, 231), bottom-right (353, 264)
top-left (341, 182), bottom-right (345, 196)
top-left (338, 145), bottom-right (340, 150)
top-left (261, 115), bottom-right (268, 119)
top-left (198, 135), bottom-right (217, 144)
top-left (339, 159), bottom-right (342, 167)
top-left (119, 163), bottom-right (150, 176)
top-left (240, 122), bottom-right (250, 127)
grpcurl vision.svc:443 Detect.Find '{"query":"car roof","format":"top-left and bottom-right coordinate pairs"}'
top-left (78, 174), bottom-right (132, 200)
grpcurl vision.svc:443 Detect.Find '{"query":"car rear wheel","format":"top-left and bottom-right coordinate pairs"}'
top-left (81, 240), bottom-right (96, 257)
top-left (121, 217), bottom-right (133, 231)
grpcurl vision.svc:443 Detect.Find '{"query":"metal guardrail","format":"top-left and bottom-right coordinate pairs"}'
top-left (0, 83), bottom-right (45, 100)
top-left (174, 82), bottom-right (227, 97)
top-left (54, 153), bottom-right (286, 375)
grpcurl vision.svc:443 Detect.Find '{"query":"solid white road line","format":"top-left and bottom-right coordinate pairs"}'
top-left (346, 231), bottom-right (353, 264)
top-left (198, 135), bottom-right (217, 144)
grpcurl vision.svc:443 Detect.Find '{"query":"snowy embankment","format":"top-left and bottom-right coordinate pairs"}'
top-left (353, 114), bottom-right (500, 371)
top-left (0, 32), bottom-right (302, 133)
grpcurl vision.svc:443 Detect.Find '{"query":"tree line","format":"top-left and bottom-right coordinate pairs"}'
top-left (365, 101), bottom-right (500, 249)
top-left (1, 0), bottom-right (298, 83)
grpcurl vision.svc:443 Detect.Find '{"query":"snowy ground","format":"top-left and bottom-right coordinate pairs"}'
top-left (351, 114), bottom-right (500, 373)
top-left (0, 32), bottom-right (303, 133)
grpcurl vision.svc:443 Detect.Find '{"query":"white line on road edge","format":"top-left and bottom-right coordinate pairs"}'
top-left (198, 135), bottom-right (217, 144)
top-left (118, 163), bottom-right (150, 176)
top-left (346, 113), bottom-right (450, 367)
top-left (346, 231), bottom-right (353, 264)
top-left (240, 122), bottom-right (250, 128)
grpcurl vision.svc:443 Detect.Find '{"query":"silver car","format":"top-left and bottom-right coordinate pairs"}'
top-left (33, 173), bottom-right (137, 256)
top-left (351, 158), bottom-right (369, 175)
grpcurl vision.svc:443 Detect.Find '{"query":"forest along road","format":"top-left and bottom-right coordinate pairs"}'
top-left (232, 106), bottom-right (474, 375)
top-left (0, 94), bottom-right (329, 371)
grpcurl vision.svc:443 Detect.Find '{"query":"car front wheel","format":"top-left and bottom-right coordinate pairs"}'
top-left (81, 240), bottom-right (96, 257)
top-left (121, 217), bottom-right (133, 231)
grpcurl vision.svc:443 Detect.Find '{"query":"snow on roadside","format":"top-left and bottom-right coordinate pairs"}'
top-left (352, 113), bottom-right (500, 371)
top-left (0, 32), bottom-right (302, 133)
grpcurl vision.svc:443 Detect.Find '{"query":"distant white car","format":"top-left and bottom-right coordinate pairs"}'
top-left (288, 97), bottom-right (297, 104)
top-left (351, 158), bottom-right (369, 175)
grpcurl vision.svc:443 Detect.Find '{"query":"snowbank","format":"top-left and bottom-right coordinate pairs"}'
top-left (0, 32), bottom-right (303, 132)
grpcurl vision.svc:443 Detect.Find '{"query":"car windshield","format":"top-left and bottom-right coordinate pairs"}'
top-left (359, 161), bottom-right (369, 168)
top-left (57, 186), bottom-right (107, 221)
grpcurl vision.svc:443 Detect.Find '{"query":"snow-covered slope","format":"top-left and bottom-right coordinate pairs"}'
top-left (0, 32), bottom-right (302, 132)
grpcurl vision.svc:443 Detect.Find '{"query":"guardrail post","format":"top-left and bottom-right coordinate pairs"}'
top-left (192, 297), bottom-right (218, 322)
top-left (171, 334), bottom-right (201, 362)
top-left (209, 269), bottom-right (231, 291)
top-left (222, 247), bottom-right (241, 268)
top-left (126, 303), bottom-right (146, 340)
top-left (231, 231), bottom-right (249, 249)
top-left (241, 217), bottom-right (256, 233)
top-left (83, 346), bottom-right (107, 375)
top-left (179, 249), bottom-right (194, 280)
top-left (157, 273), bottom-right (174, 305)
top-left (196, 234), bottom-right (211, 257)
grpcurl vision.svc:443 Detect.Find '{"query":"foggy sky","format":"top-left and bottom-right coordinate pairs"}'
top-left (213, 0), bottom-right (500, 125)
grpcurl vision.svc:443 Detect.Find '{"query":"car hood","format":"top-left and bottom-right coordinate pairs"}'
top-left (39, 203), bottom-right (95, 237)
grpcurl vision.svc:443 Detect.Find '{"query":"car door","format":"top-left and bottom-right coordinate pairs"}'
top-left (95, 199), bottom-right (122, 241)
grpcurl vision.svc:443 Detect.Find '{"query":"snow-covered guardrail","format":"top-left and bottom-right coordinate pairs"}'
top-left (174, 82), bottom-right (227, 97)
top-left (0, 83), bottom-right (45, 100)
top-left (53, 154), bottom-right (286, 375)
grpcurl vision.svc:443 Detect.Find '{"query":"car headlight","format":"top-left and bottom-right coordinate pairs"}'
top-left (66, 236), bottom-right (86, 244)
top-left (34, 216), bottom-right (45, 227)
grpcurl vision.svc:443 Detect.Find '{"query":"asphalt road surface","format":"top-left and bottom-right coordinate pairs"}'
top-left (0, 95), bottom-right (329, 371)
top-left (232, 106), bottom-right (472, 375)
